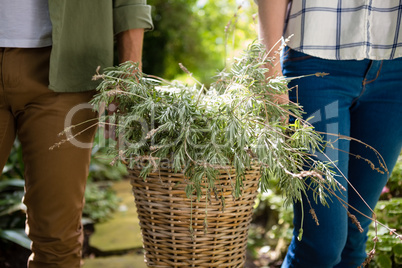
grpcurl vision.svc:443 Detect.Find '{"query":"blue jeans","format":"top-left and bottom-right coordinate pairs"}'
top-left (280, 48), bottom-right (402, 268)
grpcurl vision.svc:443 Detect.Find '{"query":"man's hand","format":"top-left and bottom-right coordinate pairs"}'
top-left (104, 28), bottom-right (145, 140)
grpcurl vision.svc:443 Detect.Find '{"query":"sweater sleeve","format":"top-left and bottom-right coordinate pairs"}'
top-left (113, 0), bottom-right (154, 34)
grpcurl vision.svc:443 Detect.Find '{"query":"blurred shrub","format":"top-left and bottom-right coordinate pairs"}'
top-left (0, 134), bottom-right (128, 248)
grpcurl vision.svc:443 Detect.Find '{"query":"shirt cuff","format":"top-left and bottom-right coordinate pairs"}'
top-left (113, 2), bottom-right (154, 34)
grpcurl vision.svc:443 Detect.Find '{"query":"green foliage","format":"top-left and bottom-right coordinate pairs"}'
top-left (89, 134), bottom-right (128, 182)
top-left (0, 178), bottom-right (28, 249)
top-left (143, 0), bottom-right (198, 78)
top-left (365, 154), bottom-right (402, 267)
top-left (248, 188), bottom-right (293, 263)
top-left (82, 181), bottom-right (120, 223)
top-left (91, 42), bottom-right (340, 218)
top-left (386, 155), bottom-right (402, 197)
top-left (83, 137), bottom-right (126, 223)
top-left (1, 140), bottom-right (24, 179)
top-left (367, 198), bottom-right (402, 268)
top-left (143, 0), bottom-right (258, 84)
top-left (0, 141), bottom-right (29, 249)
top-left (0, 229), bottom-right (31, 250)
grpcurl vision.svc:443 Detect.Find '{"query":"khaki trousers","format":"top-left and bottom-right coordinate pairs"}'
top-left (0, 47), bottom-right (97, 267)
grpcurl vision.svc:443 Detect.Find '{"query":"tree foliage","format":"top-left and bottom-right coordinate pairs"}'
top-left (143, 0), bottom-right (258, 84)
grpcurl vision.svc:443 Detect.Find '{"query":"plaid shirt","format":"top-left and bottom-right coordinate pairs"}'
top-left (284, 0), bottom-right (402, 60)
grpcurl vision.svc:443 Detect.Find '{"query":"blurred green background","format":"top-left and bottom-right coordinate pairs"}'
top-left (1, 1), bottom-right (401, 267)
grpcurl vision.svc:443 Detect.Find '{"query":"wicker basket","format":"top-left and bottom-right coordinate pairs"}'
top-left (129, 167), bottom-right (260, 268)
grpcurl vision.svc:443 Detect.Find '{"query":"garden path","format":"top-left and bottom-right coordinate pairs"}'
top-left (82, 179), bottom-right (147, 268)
